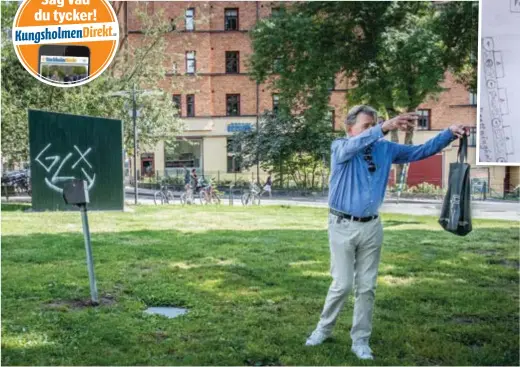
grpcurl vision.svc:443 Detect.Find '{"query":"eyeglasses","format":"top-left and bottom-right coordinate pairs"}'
top-left (364, 145), bottom-right (376, 173)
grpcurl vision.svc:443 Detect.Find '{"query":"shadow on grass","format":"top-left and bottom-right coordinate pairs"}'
top-left (382, 220), bottom-right (421, 228)
top-left (1, 203), bottom-right (30, 212)
top-left (1, 226), bottom-right (519, 366)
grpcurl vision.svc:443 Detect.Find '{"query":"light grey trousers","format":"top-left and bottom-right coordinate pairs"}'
top-left (316, 213), bottom-right (384, 345)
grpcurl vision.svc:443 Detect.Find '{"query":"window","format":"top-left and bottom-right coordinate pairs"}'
top-left (186, 94), bottom-right (195, 117)
top-left (185, 51), bottom-right (196, 74)
top-left (164, 139), bottom-right (202, 169)
top-left (416, 109), bottom-right (431, 130)
top-left (468, 127), bottom-right (477, 147)
top-left (226, 94), bottom-right (240, 116)
top-left (227, 138), bottom-right (241, 173)
top-left (272, 94), bottom-right (279, 114)
top-left (469, 92), bottom-right (477, 105)
top-left (328, 76), bottom-right (335, 91)
top-left (185, 8), bottom-right (194, 31)
top-left (225, 8), bottom-right (239, 31)
top-left (172, 94), bottom-right (181, 113)
top-left (172, 62), bottom-right (178, 75)
top-left (225, 51), bottom-right (239, 73)
top-left (271, 7), bottom-right (281, 16)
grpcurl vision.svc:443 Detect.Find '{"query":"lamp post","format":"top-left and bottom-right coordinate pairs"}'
top-left (107, 86), bottom-right (163, 205)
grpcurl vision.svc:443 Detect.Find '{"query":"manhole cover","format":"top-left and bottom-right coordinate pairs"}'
top-left (144, 307), bottom-right (188, 318)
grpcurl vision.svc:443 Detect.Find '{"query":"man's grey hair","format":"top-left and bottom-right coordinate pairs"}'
top-left (345, 105), bottom-right (378, 126)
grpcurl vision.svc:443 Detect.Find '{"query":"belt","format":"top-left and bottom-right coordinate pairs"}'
top-left (329, 208), bottom-right (378, 222)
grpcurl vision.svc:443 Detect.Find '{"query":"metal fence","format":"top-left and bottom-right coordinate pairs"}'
top-left (134, 168), bottom-right (329, 193)
top-left (128, 166), bottom-right (519, 201)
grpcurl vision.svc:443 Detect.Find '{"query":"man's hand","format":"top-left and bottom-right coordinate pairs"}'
top-left (449, 124), bottom-right (470, 139)
top-left (381, 113), bottom-right (419, 133)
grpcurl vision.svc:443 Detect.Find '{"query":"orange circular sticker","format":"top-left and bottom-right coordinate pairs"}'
top-left (12, 0), bottom-right (119, 87)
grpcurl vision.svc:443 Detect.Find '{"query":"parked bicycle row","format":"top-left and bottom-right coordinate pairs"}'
top-left (154, 168), bottom-right (273, 206)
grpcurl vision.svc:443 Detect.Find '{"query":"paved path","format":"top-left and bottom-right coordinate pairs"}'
top-left (2, 193), bottom-right (518, 221)
top-left (124, 191), bottom-right (518, 221)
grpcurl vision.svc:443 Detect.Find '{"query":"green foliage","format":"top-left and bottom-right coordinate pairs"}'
top-left (349, 9), bottom-right (446, 115)
top-left (249, 2), bottom-right (476, 148)
top-left (249, 2), bottom-right (443, 124)
top-left (231, 112), bottom-right (340, 188)
top-left (406, 182), bottom-right (445, 195)
top-left (434, 1), bottom-right (479, 93)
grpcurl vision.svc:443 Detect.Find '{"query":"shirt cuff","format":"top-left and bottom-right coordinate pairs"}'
top-left (379, 121), bottom-right (390, 135)
top-left (444, 128), bottom-right (456, 141)
top-left (372, 124), bottom-right (385, 139)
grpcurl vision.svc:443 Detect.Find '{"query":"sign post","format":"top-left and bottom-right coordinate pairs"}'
top-left (107, 88), bottom-right (163, 205)
top-left (63, 179), bottom-right (99, 305)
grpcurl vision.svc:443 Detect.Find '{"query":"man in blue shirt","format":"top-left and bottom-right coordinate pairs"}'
top-left (305, 105), bottom-right (468, 360)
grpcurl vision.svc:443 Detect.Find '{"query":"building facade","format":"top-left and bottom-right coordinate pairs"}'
top-left (116, 1), bottom-right (347, 182)
top-left (116, 1), bottom-right (518, 195)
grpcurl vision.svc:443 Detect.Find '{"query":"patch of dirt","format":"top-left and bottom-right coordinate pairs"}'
top-left (46, 295), bottom-right (116, 310)
top-left (468, 249), bottom-right (499, 256)
top-left (487, 259), bottom-right (520, 269)
top-left (452, 316), bottom-right (480, 324)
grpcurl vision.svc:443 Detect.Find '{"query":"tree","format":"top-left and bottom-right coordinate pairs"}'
top-left (347, 9), bottom-right (446, 179)
top-left (249, 2), bottom-right (429, 123)
top-left (248, 1), bottom-right (471, 181)
top-left (435, 1), bottom-right (479, 93)
top-left (231, 111), bottom-right (341, 189)
top-left (1, 2), bottom-right (185, 168)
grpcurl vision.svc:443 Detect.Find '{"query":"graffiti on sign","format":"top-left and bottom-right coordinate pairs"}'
top-left (35, 143), bottom-right (96, 194)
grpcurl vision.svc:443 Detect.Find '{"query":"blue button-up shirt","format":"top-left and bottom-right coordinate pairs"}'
top-left (329, 124), bottom-right (455, 217)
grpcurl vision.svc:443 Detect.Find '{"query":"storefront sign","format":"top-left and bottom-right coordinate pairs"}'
top-left (227, 123), bottom-right (252, 132)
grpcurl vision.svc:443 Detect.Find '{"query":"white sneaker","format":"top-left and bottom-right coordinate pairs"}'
top-left (351, 344), bottom-right (374, 360)
top-left (305, 329), bottom-right (330, 346)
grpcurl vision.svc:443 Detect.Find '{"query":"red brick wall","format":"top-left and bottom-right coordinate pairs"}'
top-left (116, 1), bottom-right (473, 130)
top-left (209, 33), bottom-right (252, 73)
top-left (418, 72), bottom-right (477, 129)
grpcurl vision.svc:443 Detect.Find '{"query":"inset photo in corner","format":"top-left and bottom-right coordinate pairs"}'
top-left (38, 45), bottom-right (90, 85)
top-left (478, 0), bottom-right (520, 165)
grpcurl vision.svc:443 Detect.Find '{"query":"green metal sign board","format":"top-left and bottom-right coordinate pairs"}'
top-left (28, 109), bottom-right (124, 211)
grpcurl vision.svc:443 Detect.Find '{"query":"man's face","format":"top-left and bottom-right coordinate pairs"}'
top-left (348, 113), bottom-right (376, 137)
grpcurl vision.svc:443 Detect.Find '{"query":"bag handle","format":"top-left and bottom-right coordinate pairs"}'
top-left (457, 134), bottom-right (468, 163)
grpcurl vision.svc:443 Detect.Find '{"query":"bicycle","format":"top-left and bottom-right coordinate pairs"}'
top-left (241, 182), bottom-right (262, 206)
top-left (154, 183), bottom-right (175, 205)
top-left (199, 178), bottom-right (221, 205)
top-left (180, 185), bottom-right (195, 205)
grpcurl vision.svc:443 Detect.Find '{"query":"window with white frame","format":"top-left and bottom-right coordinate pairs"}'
top-left (185, 8), bottom-right (194, 31)
top-left (469, 92), bottom-right (477, 105)
top-left (186, 51), bottom-right (196, 74)
top-left (225, 8), bottom-right (239, 31)
top-left (416, 109), bottom-right (431, 130)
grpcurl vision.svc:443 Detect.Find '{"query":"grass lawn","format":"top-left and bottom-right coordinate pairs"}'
top-left (1, 203), bottom-right (519, 366)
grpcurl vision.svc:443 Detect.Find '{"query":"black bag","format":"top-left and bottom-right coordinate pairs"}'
top-left (438, 135), bottom-right (472, 236)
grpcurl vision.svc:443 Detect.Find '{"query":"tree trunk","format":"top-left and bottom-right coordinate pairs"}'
top-left (311, 161), bottom-right (317, 188)
top-left (399, 107), bottom-right (417, 185)
top-left (279, 155), bottom-right (283, 189)
top-left (386, 108), bottom-right (402, 185)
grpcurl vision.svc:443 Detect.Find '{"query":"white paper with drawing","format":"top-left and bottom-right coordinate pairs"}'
top-left (479, 0), bottom-right (520, 164)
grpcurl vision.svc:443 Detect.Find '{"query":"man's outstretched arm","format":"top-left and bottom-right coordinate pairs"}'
top-left (390, 125), bottom-right (469, 164)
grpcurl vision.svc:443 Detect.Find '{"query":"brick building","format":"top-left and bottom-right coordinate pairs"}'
top-left (117, 1), bottom-right (348, 182)
top-left (117, 1), bottom-right (518, 195)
